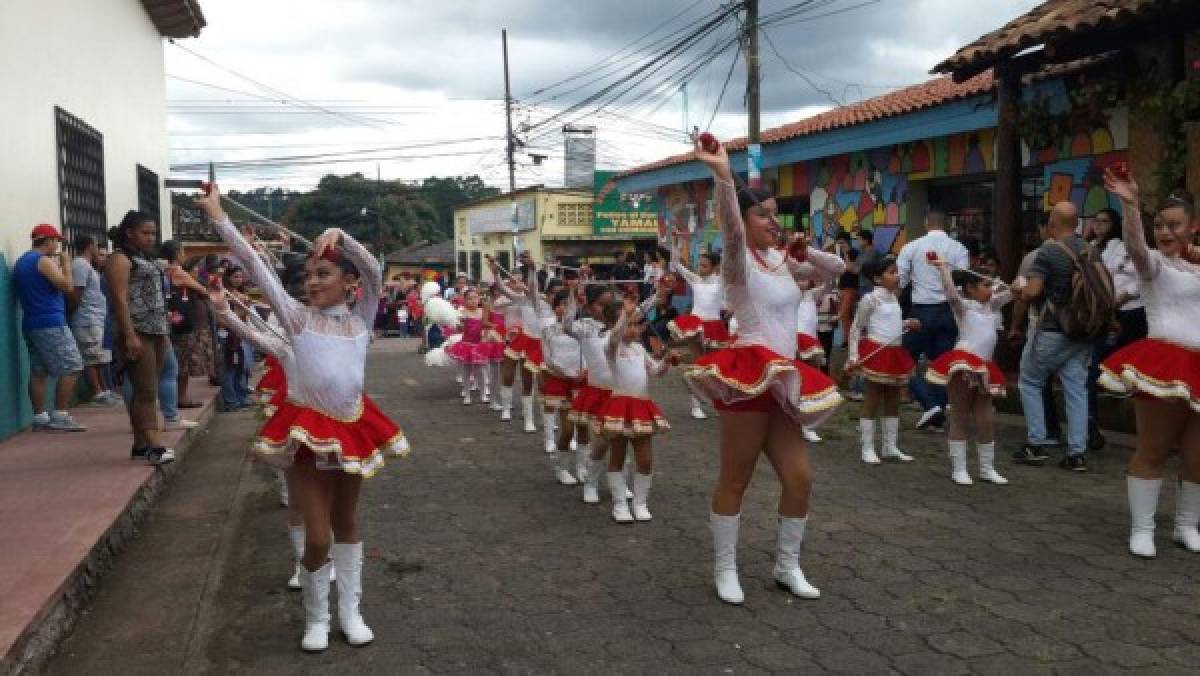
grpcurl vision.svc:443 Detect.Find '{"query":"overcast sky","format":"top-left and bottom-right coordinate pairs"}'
top-left (166, 0), bottom-right (1041, 192)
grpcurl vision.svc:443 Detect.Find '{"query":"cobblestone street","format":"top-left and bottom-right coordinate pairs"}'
top-left (47, 340), bottom-right (1200, 674)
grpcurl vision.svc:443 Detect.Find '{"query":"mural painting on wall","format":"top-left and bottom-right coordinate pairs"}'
top-left (1028, 106), bottom-right (1129, 234)
top-left (658, 181), bottom-right (718, 268)
top-left (801, 147), bottom-right (909, 255)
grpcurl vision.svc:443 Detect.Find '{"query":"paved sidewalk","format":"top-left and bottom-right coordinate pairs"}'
top-left (42, 341), bottom-right (1200, 674)
top-left (0, 379), bottom-right (216, 674)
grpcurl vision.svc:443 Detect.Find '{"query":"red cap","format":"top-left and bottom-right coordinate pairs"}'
top-left (31, 224), bottom-right (62, 240)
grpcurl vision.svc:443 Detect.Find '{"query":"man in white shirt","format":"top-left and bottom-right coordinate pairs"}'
top-left (896, 208), bottom-right (969, 430)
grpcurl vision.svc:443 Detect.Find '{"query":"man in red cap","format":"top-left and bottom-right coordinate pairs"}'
top-left (12, 224), bottom-right (86, 432)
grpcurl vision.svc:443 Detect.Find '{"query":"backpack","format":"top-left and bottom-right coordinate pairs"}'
top-left (1043, 239), bottom-right (1115, 341)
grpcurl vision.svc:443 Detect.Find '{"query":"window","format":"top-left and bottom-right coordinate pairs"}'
top-left (469, 251), bottom-right (481, 281)
top-left (137, 165), bottom-right (160, 223)
top-left (55, 107), bottom-right (106, 248)
top-left (458, 251), bottom-right (468, 276)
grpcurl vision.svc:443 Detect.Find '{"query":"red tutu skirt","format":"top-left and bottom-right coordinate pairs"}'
top-left (255, 356), bottom-right (286, 404)
top-left (1100, 338), bottom-right (1200, 412)
top-left (669, 314), bottom-right (731, 348)
top-left (480, 339), bottom-right (506, 362)
top-left (505, 332), bottom-right (545, 371)
top-left (856, 338), bottom-right (915, 386)
top-left (255, 396), bottom-right (409, 478)
top-left (925, 349), bottom-right (1006, 397)
top-left (597, 394), bottom-right (669, 438)
top-left (446, 339), bottom-right (490, 365)
top-left (568, 384), bottom-right (611, 426)
top-left (796, 333), bottom-right (825, 362)
top-left (541, 374), bottom-right (579, 411)
top-left (684, 344), bottom-right (842, 427)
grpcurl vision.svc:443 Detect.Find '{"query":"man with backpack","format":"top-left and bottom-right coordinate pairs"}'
top-left (1013, 201), bottom-right (1115, 472)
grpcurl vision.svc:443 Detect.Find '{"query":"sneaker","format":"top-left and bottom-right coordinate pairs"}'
top-left (32, 413), bottom-right (51, 431)
top-left (916, 406), bottom-right (943, 431)
top-left (90, 391), bottom-right (122, 407)
top-left (46, 413), bottom-right (87, 432)
top-left (145, 447), bottom-right (176, 466)
top-left (1012, 444), bottom-right (1051, 465)
top-left (1059, 454), bottom-right (1088, 472)
top-left (1088, 430), bottom-right (1107, 452)
top-left (164, 417), bottom-right (198, 430)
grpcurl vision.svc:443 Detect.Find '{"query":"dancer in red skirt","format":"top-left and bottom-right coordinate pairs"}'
top-left (481, 293), bottom-right (507, 409)
top-left (599, 299), bottom-right (671, 523)
top-left (685, 140), bottom-right (845, 605)
top-left (199, 186), bottom-right (407, 652)
top-left (488, 255), bottom-right (549, 433)
top-left (564, 285), bottom-right (620, 504)
top-left (1099, 170), bottom-right (1200, 558)
top-left (925, 256), bottom-right (1012, 485)
top-left (539, 288), bottom-right (583, 480)
top-left (846, 256), bottom-right (920, 465)
top-left (796, 277), bottom-right (830, 443)
top-left (668, 236), bottom-right (726, 420)
top-left (445, 288), bottom-right (490, 405)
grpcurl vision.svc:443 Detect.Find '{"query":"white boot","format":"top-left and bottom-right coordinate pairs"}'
top-left (802, 426), bottom-right (822, 443)
top-left (522, 396), bottom-right (536, 433)
top-left (607, 472), bottom-right (633, 523)
top-left (622, 456), bottom-right (634, 499)
top-left (690, 395), bottom-right (708, 420)
top-left (774, 517), bottom-right (820, 599)
top-left (555, 451), bottom-right (578, 485)
top-left (331, 542), bottom-right (374, 646)
top-left (275, 468), bottom-right (290, 507)
top-left (948, 440), bottom-right (973, 485)
top-left (499, 385), bottom-right (513, 420)
top-left (860, 419), bottom-right (881, 465)
top-left (631, 473), bottom-right (653, 521)
top-left (299, 561), bottom-right (333, 652)
top-left (287, 525), bottom-right (305, 591)
top-left (1173, 480), bottom-right (1200, 553)
top-left (542, 411), bottom-right (557, 453)
top-left (977, 442), bottom-right (1008, 484)
top-left (710, 512), bottom-right (744, 605)
top-left (582, 457), bottom-right (606, 504)
top-left (880, 417), bottom-right (913, 462)
top-left (574, 442), bottom-right (591, 481)
top-left (1127, 476), bottom-right (1162, 558)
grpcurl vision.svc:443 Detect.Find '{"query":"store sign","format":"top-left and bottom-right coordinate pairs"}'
top-left (466, 197), bottom-right (535, 235)
top-left (593, 170), bottom-right (659, 236)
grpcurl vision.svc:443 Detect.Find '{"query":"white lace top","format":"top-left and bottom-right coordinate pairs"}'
top-left (712, 178), bottom-right (845, 359)
top-left (671, 261), bottom-right (724, 320)
top-left (938, 267), bottom-right (1011, 361)
top-left (1120, 203), bottom-right (1200, 349)
top-left (796, 288), bottom-right (819, 337)
top-left (213, 217), bottom-right (379, 420)
top-left (847, 287), bottom-right (904, 363)
top-left (605, 313), bottom-right (669, 398)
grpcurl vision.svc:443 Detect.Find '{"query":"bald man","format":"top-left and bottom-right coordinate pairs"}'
top-left (1013, 201), bottom-right (1093, 472)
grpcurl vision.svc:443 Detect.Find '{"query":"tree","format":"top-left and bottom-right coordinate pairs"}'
top-left (420, 175), bottom-right (500, 239)
top-left (283, 174), bottom-right (440, 255)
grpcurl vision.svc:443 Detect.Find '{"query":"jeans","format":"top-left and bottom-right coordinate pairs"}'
top-left (220, 343), bottom-right (253, 410)
top-left (904, 303), bottom-right (958, 411)
top-left (159, 335), bottom-right (178, 421)
top-left (1087, 308), bottom-right (1148, 432)
top-left (1018, 329), bottom-right (1092, 455)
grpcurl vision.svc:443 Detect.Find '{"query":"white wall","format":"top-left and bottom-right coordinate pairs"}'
top-left (0, 0), bottom-right (171, 260)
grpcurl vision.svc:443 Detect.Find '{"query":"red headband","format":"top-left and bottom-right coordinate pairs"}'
top-left (318, 248), bottom-right (343, 264)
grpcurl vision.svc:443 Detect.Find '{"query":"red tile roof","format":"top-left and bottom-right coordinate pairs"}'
top-left (932, 0), bottom-right (1187, 77)
top-left (617, 72), bottom-right (994, 179)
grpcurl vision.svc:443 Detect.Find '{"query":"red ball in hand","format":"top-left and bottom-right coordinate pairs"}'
top-left (787, 238), bottom-right (808, 262)
top-left (1112, 161), bottom-right (1130, 181)
top-left (925, 250), bottom-right (939, 262)
top-left (697, 132), bottom-right (719, 154)
top-left (200, 181), bottom-right (213, 196)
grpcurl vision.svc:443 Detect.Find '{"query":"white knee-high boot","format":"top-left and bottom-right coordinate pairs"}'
top-left (522, 395), bottom-right (536, 433)
top-left (331, 542), bottom-right (374, 646)
top-left (287, 525), bottom-right (305, 590)
top-left (1128, 476), bottom-right (1162, 558)
top-left (542, 411), bottom-right (557, 452)
top-left (487, 364), bottom-right (501, 408)
top-left (880, 417), bottom-right (912, 461)
top-left (574, 440), bottom-right (591, 482)
top-left (299, 561), bottom-right (333, 652)
top-left (773, 517), bottom-right (820, 599)
top-left (478, 365), bottom-right (491, 402)
top-left (459, 365), bottom-right (470, 400)
top-left (1173, 480), bottom-right (1200, 553)
top-left (860, 419), bottom-right (880, 464)
top-left (607, 472), bottom-right (633, 523)
top-left (689, 394), bottom-right (708, 419)
top-left (948, 440), bottom-right (972, 485)
top-left (631, 473), bottom-right (653, 521)
top-left (710, 512), bottom-right (744, 604)
top-left (582, 455), bottom-right (606, 504)
top-left (977, 442), bottom-right (1008, 484)
top-left (499, 385), bottom-right (513, 420)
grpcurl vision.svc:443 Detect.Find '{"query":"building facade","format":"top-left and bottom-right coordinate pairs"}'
top-left (0, 0), bottom-right (205, 440)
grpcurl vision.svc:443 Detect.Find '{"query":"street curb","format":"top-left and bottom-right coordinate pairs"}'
top-left (2, 396), bottom-right (219, 676)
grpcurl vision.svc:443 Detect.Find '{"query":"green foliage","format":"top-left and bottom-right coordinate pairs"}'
top-left (1136, 77), bottom-right (1200, 197)
top-left (283, 173), bottom-right (440, 254)
top-left (419, 175), bottom-right (501, 239)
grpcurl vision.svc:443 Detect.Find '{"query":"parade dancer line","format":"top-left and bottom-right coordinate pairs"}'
top-left (683, 139), bottom-right (845, 605)
top-left (1099, 170), bottom-right (1200, 558)
top-left (198, 187), bottom-right (409, 653)
top-left (925, 256), bottom-right (1013, 485)
top-left (667, 235), bottom-right (727, 420)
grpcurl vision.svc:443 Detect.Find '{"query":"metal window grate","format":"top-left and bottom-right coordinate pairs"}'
top-left (137, 165), bottom-right (161, 223)
top-left (54, 107), bottom-right (107, 248)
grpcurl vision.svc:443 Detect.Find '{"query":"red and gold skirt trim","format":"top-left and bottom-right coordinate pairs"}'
top-left (541, 374), bottom-right (579, 411)
top-left (856, 338), bottom-right (915, 386)
top-left (796, 333), bottom-right (825, 361)
top-left (446, 339), bottom-right (490, 365)
top-left (568, 384), bottom-right (611, 425)
top-left (254, 356), bottom-right (286, 403)
top-left (596, 394), bottom-right (669, 438)
top-left (683, 343), bottom-right (842, 427)
top-left (925, 349), bottom-right (1006, 397)
top-left (254, 396), bottom-right (409, 478)
top-left (504, 332), bottom-right (545, 370)
top-left (1100, 338), bottom-right (1200, 412)
top-left (668, 314), bottom-right (731, 348)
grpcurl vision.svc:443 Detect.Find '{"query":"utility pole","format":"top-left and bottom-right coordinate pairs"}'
top-left (744, 0), bottom-right (762, 187)
top-left (502, 28), bottom-right (522, 265)
top-left (375, 163), bottom-right (384, 263)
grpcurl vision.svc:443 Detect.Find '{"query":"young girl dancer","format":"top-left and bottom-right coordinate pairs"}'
top-left (445, 288), bottom-right (490, 405)
top-left (481, 293), bottom-right (507, 408)
top-left (198, 186), bottom-right (408, 652)
top-left (668, 238), bottom-right (727, 420)
top-left (600, 299), bottom-right (671, 523)
top-left (686, 139), bottom-right (845, 604)
top-left (796, 277), bottom-right (828, 443)
top-left (565, 285), bottom-right (619, 504)
top-left (847, 256), bottom-right (920, 465)
top-left (488, 256), bottom-right (541, 432)
top-left (1099, 171), bottom-right (1200, 558)
top-left (539, 288), bottom-right (584, 480)
top-left (925, 257), bottom-right (1012, 485)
